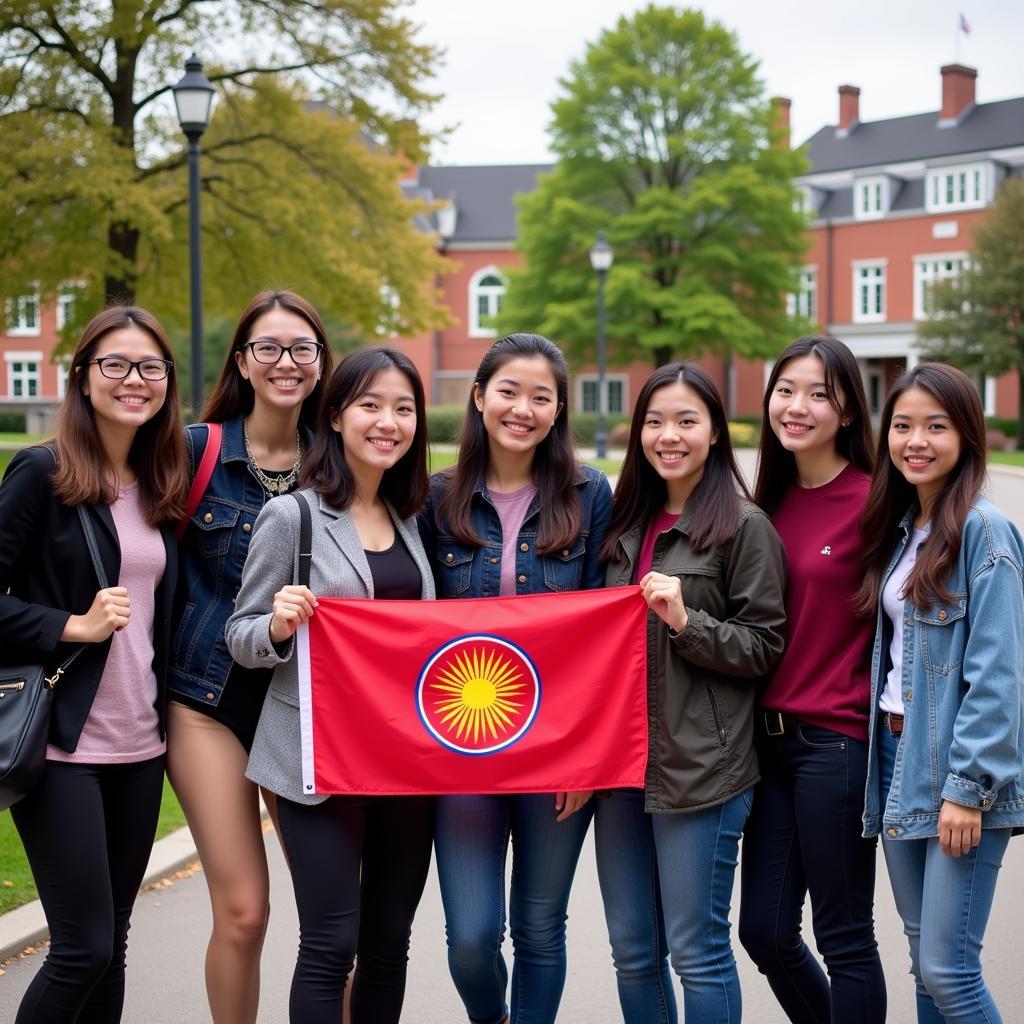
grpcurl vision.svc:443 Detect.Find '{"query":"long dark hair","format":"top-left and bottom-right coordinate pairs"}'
top-left (52, 305), bottom-right (187, 525)
top-left (754, 335), bottom-right (874, 516)
top-left (300, 347), bottom-right (429, 518)
top-left (855, 363), bottom-right (987, 614)
top-left (202, 290), bottom-right (333, 427)
top-left (435, 333), bottom-right (582, 554)
top-left (601, 363), bottom-right (748, 562)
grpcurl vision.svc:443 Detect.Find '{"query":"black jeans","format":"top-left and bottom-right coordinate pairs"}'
top-left (10, 755), bottom-right (165, 1024)
top-left (739, 721), bottom-right (886, 1024)
top-left (275, 794), bottom-right (435, 1024)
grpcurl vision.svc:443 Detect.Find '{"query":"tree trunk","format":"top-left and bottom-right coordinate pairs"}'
top-left (105, 221), bottom-right (139, 304)
top-left (653, 345), bottom-right (673, 367)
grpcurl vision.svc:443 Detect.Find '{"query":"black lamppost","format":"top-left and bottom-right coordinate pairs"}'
top-left (173, 54), bottom-right (215, 416)
top-left (589, 231), bottom-right (614, 459)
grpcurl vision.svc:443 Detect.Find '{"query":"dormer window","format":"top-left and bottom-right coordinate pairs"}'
top-left (925, 163), bottom-right (988, 212)
top-left (854, 176), bottom-right (889, 220)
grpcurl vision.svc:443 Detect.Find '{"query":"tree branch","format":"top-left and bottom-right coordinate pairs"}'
top-left (138, 132), bottom-right (280, 179)
top-left (45, 11), bottom-right (113, 93)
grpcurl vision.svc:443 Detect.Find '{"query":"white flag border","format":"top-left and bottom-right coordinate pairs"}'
top-left (296, 622), bottom-right (316, 796)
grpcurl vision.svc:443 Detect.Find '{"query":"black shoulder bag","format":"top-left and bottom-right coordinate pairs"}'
top-left (0, 504), bottom-right (109, 811)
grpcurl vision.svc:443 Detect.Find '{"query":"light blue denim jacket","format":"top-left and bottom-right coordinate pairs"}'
top-left (863, 497), bottom-right (1024, 840)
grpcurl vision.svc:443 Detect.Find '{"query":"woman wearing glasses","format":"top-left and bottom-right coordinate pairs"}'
top-left (167, 290), bottom-right (332, 1024)
top-left (1, 306), bottom-right (187, 1021)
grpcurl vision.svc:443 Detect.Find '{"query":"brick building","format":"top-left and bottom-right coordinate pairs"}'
top-left (399, 64), bottom-right (1024, 419)
top-left (5, 63), bottom-right (1023, 425)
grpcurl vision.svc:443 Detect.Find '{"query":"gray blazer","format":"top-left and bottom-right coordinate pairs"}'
top-left (225, 488), bottom-right (434, 803)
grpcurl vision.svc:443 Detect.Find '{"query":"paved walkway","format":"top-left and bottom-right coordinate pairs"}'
top-left (3, 452), bottom-right (1024, 1020)
top-left (2, 827), bottom-right (1023, 1022)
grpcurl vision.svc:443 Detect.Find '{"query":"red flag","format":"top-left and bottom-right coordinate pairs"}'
top-left (295, 586), bottom-right (648, 796)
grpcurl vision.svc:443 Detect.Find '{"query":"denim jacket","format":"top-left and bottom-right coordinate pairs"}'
top-left (862, 497), bottom-right (1024, 840)
top-left (168, 416), bottom-right (312, 705)
top-left (418, 464), bottom-right (612, 598)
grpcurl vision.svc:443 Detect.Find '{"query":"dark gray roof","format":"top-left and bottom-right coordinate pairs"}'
top-left (408, 164), bottom-right (553, 243)
top-left (803, 97), bottom-right (1024, 174)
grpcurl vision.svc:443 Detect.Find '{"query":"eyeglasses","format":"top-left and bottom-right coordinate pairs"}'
top-left (89, 356), bottom-right (173, 381)
top-left (244, 340), bottom-right (323, 365)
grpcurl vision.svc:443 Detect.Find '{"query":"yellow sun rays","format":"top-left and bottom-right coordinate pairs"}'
top-left (431, 647), bottom-right (526, 744)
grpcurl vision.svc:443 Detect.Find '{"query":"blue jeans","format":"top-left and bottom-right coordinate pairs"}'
top-left (878, 725), bottom-right (1009, 1023)
top-left (739, 722), bottom-right (885, 1023)
top-left (594, 788), bottom-right (678, 1024)
top-left (651, 788), bottom-right (752, 1024)
top-left (434, 793), bottom-right (594, 1024)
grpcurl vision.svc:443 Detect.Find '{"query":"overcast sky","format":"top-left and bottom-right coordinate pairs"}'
top-left (409, 0), bottom-right (1024, 166)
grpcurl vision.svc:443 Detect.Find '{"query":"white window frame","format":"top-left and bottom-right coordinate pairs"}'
top-left (913, 252), bottom-right (968, 321)
top-left (576, 373), bottom-right (628, 416)
top-left (925, 163), bottom-right (988, 213)
top-left (854, 176), bottom-right (888, 221)
top-left (4, 350), bottom-right (43, 399)
top-left (56, 356), bottom-right (71, 399)
top-left (468, 266), bottom-right (506, 339)
top-left (5, 292), bottom-right (41, 337)
top-left (56, 281), bottom-right (86, 331)
top-left (852, 260), bottom-right (886, 324)
top-left (787, 266), bottom-right (817, 322)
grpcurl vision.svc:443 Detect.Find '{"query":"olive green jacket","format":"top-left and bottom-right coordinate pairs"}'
top-left (606, 501), bottom-right (787, 813)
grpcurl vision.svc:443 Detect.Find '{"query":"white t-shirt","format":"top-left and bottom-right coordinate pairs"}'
top-left (880, 524), bottom-right (931, 715)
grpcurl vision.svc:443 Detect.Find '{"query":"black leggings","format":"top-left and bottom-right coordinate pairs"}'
top-left (10, 755), bottom-right (165, 1024)
top-left (276, 793), bottom-right (435, 1024)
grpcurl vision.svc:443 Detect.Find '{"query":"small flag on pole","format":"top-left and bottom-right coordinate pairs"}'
top-left (959, 13), bottom-right (971, 34)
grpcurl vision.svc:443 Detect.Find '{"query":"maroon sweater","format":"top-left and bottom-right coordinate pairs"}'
top-left (760, 464), bottom-right (873, 741)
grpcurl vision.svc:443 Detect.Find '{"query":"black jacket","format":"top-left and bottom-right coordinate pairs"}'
top-left (0, 445), bottom-right (177, 752)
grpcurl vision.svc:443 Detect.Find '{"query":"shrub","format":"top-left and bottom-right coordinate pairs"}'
top-left (0, 411), bottom-right (27, 432)
top-left (426, 405), bottom-right (466, 444)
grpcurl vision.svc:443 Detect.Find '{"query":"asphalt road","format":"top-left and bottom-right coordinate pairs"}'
top-left (3, 456), bottom-right (1024, 1022)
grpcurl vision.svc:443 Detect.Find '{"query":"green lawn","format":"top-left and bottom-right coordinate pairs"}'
top-left (990, 451), bottom-right (1024, 467)
top-left (0, 777), bottom-right (185, 915)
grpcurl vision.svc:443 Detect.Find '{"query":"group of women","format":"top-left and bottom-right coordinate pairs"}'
top-left (1, 288), bottom-right (1021, 1024)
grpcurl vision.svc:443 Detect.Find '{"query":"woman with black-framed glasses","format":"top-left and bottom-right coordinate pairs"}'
top-left (2, 305), bottom-right (188, 1021)
top-left (166, 290), bottom-right (333, 1024)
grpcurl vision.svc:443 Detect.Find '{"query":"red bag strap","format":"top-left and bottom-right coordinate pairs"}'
top-left (177, 422), bottom-right (223, 540)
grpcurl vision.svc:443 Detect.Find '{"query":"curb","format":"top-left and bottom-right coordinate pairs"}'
top-left (989, 462), bottom-right (1024, 479)
top-left (0, 825), bottom-right (198, 963)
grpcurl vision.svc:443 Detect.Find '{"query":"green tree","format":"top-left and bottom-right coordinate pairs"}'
top-left (0, 1), bottom-right (448, 340)
top-left (918, 178), bottom-right (1024, 444)
top-left (496, 5), bottom-right (809, 374)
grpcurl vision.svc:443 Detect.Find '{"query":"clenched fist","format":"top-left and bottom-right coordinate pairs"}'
top-left (61, 587), bottom-right (132, 643)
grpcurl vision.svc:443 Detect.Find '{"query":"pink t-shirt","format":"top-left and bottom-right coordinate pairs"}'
top-left (490, 482), bottom-right (538, 597)
top-left (48, 485), bottom-right (166, 764)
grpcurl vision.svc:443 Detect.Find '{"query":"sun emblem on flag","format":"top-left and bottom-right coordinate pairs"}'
top-left (416, 635), bottom-right (541, 755)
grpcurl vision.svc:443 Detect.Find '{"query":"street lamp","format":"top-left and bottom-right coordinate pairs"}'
top-left (589, 231), bottom-right (614, 459)
top-left (173, 54), bottom-right (215, 416)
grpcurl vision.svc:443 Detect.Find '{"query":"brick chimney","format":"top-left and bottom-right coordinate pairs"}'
top-left (836, 85), bottom-right (860, 136)
top-left (770, 96), bottom-right (791, 148)
top-left (940, 64), bottom-right (977, 125)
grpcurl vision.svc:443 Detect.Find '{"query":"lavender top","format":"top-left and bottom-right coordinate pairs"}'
top-left (490, 482), bottom-right (538, 597)
top-left (48, 484), bottom-right (166, 764)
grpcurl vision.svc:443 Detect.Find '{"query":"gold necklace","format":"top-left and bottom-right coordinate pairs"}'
top-left (243, 419), bottom-right (302, 496)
